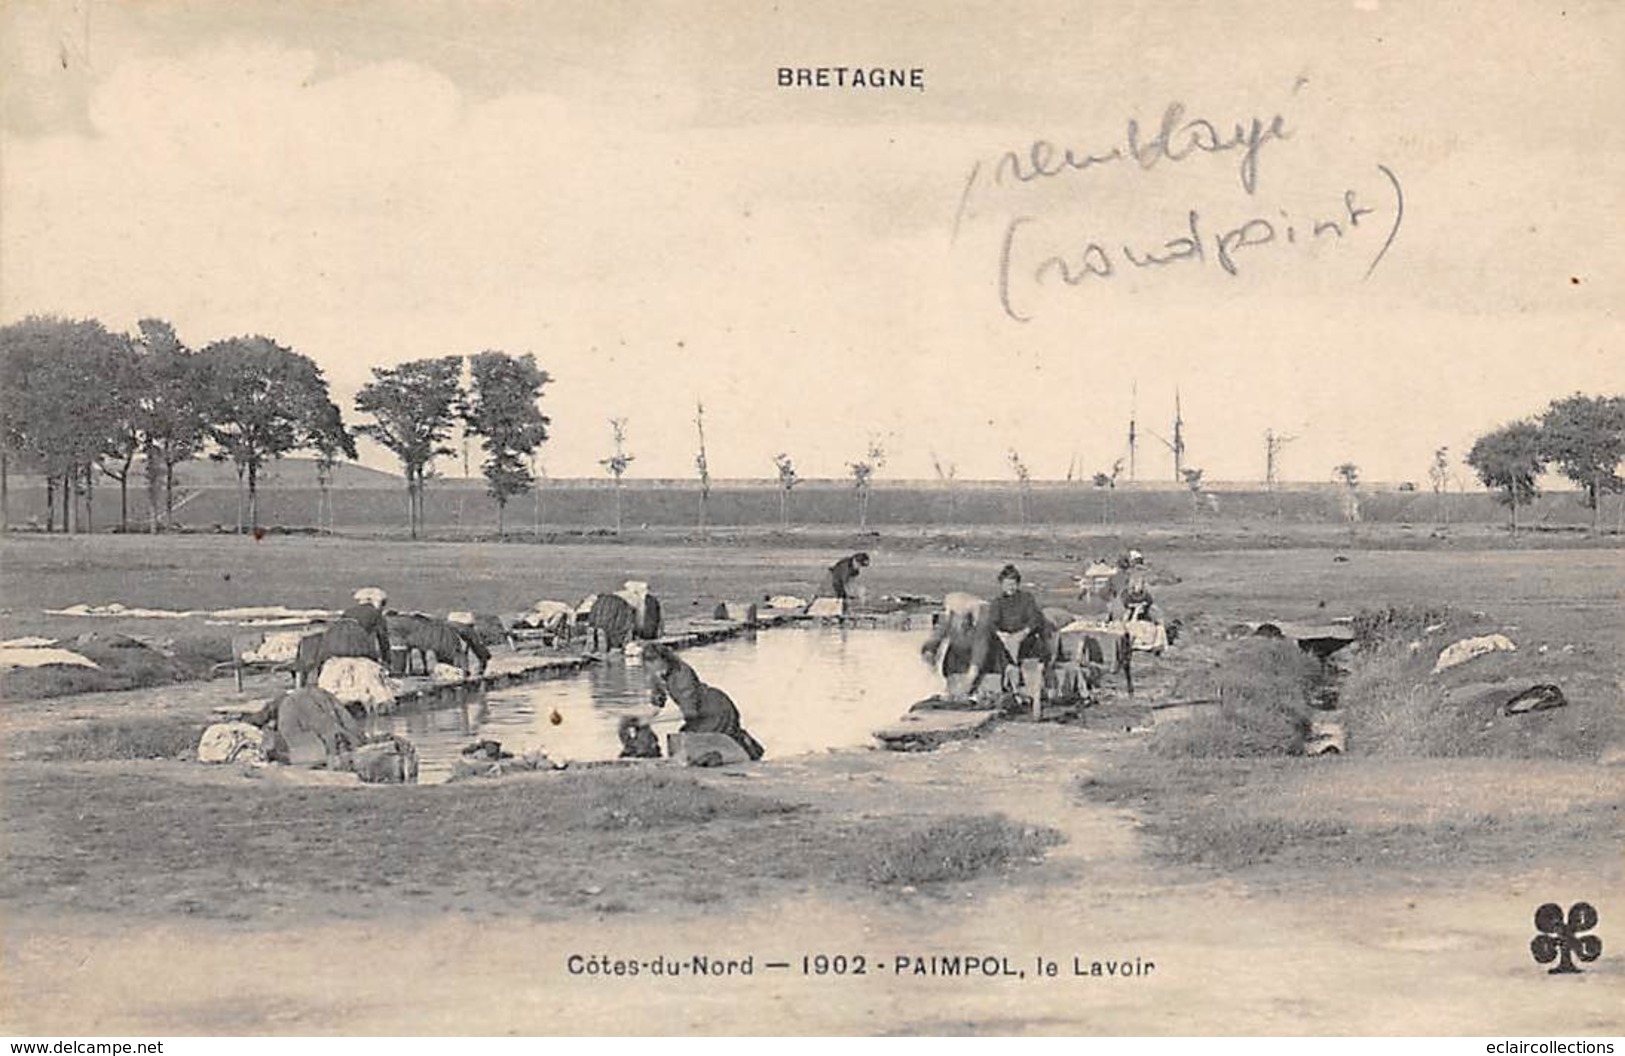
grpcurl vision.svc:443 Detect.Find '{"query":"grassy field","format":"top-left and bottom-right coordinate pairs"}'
top-left (0, 764), bottom-right (1057, 921)
top-left (4, 525), bottom-right (1620, 624)
top-left (8, 462), bottom-right (1622, 532)
top-left (2, 528), bottom-right (1621, 1033)
top-left (3, 533), bottom-right (1622, 896)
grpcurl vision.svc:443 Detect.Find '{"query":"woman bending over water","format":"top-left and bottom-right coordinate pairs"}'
top-left (641, 643), bottom-right (765, 761)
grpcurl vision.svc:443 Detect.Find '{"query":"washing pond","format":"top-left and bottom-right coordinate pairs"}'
top-left (365, 624), bottom-right (943, 783)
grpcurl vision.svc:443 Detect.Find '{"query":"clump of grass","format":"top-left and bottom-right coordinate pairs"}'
top-left (1, 666), bottom-right (120, 700)
top-left (1336, 637), bottom-right (1451, 755)
top-left (1349, 604), bottom-right (1457, 652)
top-left (167, 635), bottom-right (236, 668)
top-left (1159, 815), bottom-right (1350, 869)
top-left (17, 717), bottom-right (206, 761)
top-left (859, 814), bottom-right (1061, 885)
top-left (581, 768), bottom-right (804, 830)
top-left (1155, 639), bottom-right (1319, 757)
top-left (1337, 636), bottom-right (1624, 761)
top-left (0, 633), bottom-right (230, 702)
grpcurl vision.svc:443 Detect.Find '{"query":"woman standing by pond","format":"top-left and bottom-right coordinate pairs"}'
top-left (641, 643), bottom-right (765, 761)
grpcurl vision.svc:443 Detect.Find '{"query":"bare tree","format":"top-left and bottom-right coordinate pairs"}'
top-left (930, 449), bottom-right (958, 523)
top-left (1181, 466), bottom-right (1206, 522)
top-left (1092, 458), bottom-right (1123, 524)
top-left (773, 453), bottom-right (799, 528)
top-left (1429, 446), bottom-right (1451, 526)
top-left (848, 437), bottom-right (886, 527)
top-left (1008, 449), bottom-right (1032, 526)
top-left (694, 401), bottom-right (711, 534)
top-left (600, 417), bottom-right (634, 533)
top-left (1333, 462), bottom-right (1360, 524)
top-left (530, 455), bottom-right (548, 537)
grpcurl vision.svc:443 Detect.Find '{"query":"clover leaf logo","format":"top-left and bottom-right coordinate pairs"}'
top-left (1530, 902), bottom-right (1601, 974)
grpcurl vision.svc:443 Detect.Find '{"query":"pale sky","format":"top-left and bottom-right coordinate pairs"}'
top-left (3, 0), bottom-right (1621, 483)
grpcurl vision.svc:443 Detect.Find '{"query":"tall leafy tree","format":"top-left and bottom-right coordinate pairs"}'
top-left (308, 399), bottom-right (358, 534)
top-left (461, 351), bottom-right (551, 534)
top-left (197, 335), bottom-right (344, 533)
top-left (0, 324), bottom-right (32, 532)
top-left (354, 356), bottom-right (463, 539)
top-left (1466, 420), bottom-right (1546, 535)
top-left (97, 337), bottom-right (147, 532)
top-left (1538, 393), bottom-right (1625, 535)
top-left (0, 315), bottom-right (128, 532)
top-left (132, 319), bottom-right (208, 532)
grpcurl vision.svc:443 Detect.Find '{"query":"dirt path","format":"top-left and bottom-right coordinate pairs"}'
top-left (5, 721), bottom-right (1620, 1035)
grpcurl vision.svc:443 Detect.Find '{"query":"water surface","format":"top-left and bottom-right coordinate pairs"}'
top-left (367, 625), bottom-right (941, 783)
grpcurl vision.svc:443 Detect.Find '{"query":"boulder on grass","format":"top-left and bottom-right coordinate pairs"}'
top-left (1433, 633), bottom-right (1516, 674)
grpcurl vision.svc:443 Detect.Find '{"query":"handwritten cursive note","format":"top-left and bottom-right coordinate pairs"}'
top-left (955, 102), bottom-right (1292, 241)
top-left (996, 166), bottom-right (1404, 323)
top-left (956, 98), bottom-right (1405, 324)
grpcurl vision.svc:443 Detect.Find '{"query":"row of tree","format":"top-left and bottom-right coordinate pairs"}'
top-left (356, 354), bottom-right (551, 537)
top-left (2, 315), bottom-right (1618, 537)
top-left (1464, 394), bottom-right (1625, 534)
top-left (0, 316), bottom-right (551, 538)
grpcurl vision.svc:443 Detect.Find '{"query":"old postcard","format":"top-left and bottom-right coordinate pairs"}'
top-left (1, 0), bottom-right (1621, 1040)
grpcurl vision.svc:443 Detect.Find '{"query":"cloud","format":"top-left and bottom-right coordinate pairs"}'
top-left (3, 9), bottom-right (1623, 485)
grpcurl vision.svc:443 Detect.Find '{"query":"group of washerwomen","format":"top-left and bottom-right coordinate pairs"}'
top-left (327, 548), bottom-right (1151, 767)
top-left (323, 582), bottom-right (764, 765)
top-left (304, 586), bottom-right (493, 679)
top-left (626, 548), bottom-right (1163, 757)
top-left (615, 552), bottom-right (872, 763)
top-left (919, 563), bottom-right (1050, 694)
top-left (557, 582), bottom-right (767, 764)
top-left (920, 549), bottom-right (1165, 700)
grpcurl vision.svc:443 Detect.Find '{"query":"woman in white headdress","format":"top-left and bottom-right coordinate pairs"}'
top-left (336, 587), bottom-right (392, 660)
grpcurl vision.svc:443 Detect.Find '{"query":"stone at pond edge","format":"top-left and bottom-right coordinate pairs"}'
top-left (341, 735), bottom-right (419, 784)
top-left (874, 709), bottom-right (998, 752)
top-left (1305, 720), bottom-right (1346, 756)
top-left (667, 732), bottom-right (752, 766)
top-left (197, 722), bottom-right (281, 764)
top-left (910, 695), bottom-right (989, 713)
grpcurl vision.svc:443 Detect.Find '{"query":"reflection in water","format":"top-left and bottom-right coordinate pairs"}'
top-left (366, 625), bottom-right (942, 784)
